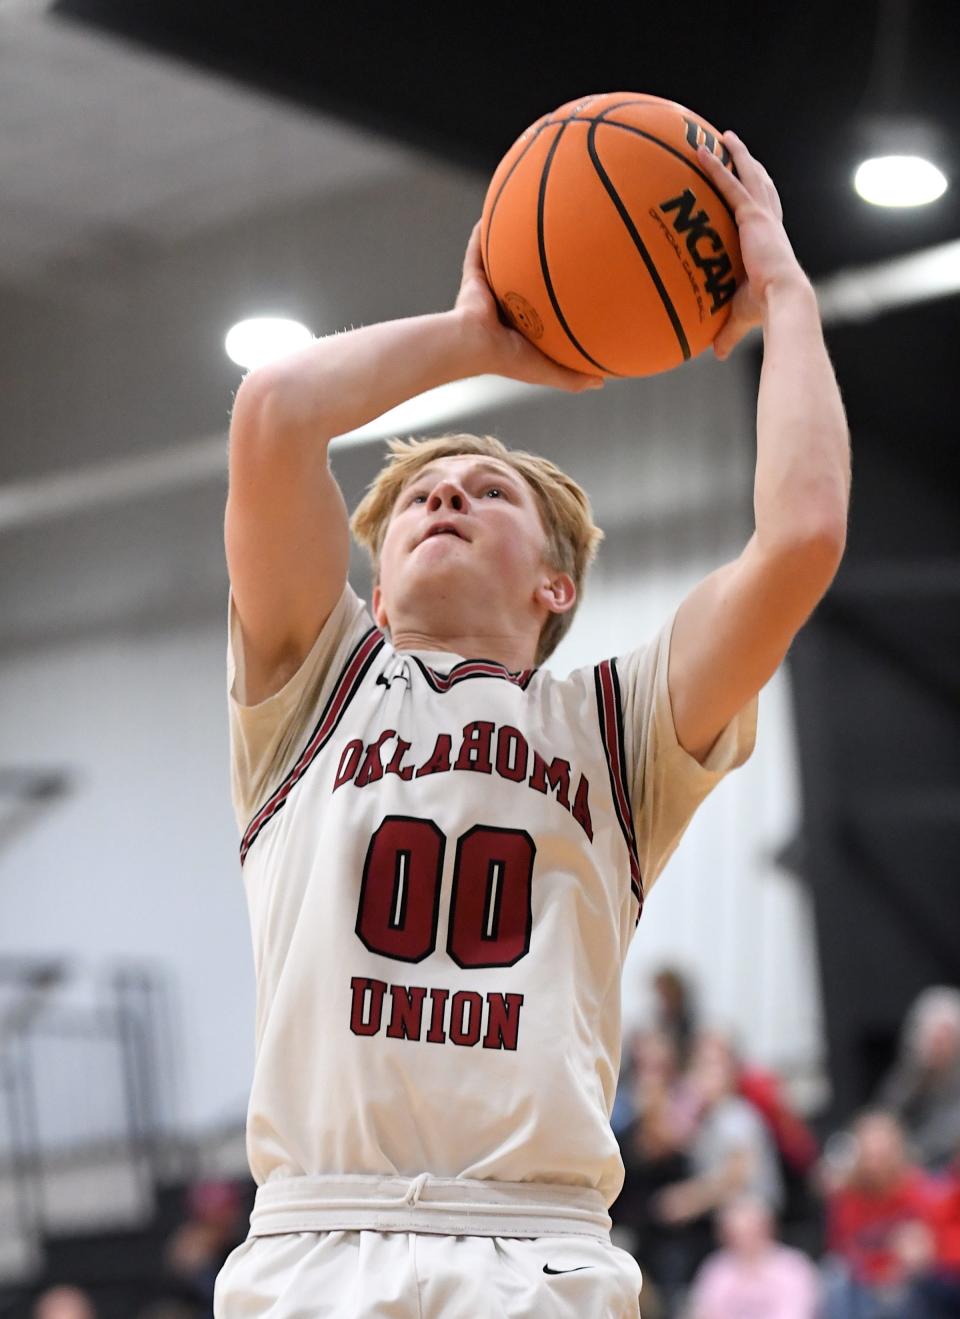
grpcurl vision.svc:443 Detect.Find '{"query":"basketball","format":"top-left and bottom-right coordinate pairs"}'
top-left (480, 92), bottom-right (745, 379)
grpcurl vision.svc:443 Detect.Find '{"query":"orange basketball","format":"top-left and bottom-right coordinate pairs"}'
top-left (480, 92), bottom-right (745, 379)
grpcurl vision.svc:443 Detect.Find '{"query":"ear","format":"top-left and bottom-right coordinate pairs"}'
top-left (372, 582), bottom-right (389, 630)
top-left (536, 571), bottom-right (576, 617)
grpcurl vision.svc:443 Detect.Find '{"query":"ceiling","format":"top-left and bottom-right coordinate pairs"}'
top-left (53, 0), bottom-right (960, 277)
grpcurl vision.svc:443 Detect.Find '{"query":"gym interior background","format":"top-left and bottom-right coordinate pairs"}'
top-left (0, 1), bottom-right (956, 1313)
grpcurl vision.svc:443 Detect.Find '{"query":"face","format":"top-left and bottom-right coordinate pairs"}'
top-left (854, 1113), bottom-right (906, 1186)
top-left (631, 1029), bottom-right (678, 1080)
top-left (34, 1290), bottom-right (97, 1319)
top-left (372, 455), bottom-right (575, 652)
top-left (917, 1014), bottom-right (960, 1070)
top-left (654, 971), bottom-right (685, 1013)
top-left (689, 1035), bottom-right (738, 1104)
top-left (720, 1199), bottom-right (772, 1254)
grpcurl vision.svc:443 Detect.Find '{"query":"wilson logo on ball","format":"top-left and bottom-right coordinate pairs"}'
top-left (682, 116), bottom-right (732, 166)
top-left (658, 189), bottom-right (737, 314)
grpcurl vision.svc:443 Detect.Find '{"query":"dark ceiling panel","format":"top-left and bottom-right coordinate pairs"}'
top-left (55, 0), bottom-right (960, 276)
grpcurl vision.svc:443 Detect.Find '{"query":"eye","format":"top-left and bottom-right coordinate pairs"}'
top-left (483, 486), bottom-right (505, 499)
top-left (407, 491), bottom-right (427, 505)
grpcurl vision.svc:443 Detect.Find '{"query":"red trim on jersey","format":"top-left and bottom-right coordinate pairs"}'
top-left (410, 655), bottom-right (536, 692)
top-left (239, 627), bottom-right (385, 865)
top-left (594, 659), bottom-right (643, 920)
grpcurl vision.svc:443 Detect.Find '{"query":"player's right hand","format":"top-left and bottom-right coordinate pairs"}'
top-left (454, 221), bottom-right (605, 394)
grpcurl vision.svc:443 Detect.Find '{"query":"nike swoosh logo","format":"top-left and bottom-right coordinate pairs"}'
top-left (543, 1264), bottom-right (591, 1275)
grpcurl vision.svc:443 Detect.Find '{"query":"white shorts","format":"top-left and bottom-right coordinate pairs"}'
top-left (213, 1174), bottom-right (642, 1318)
top-left (214, 1229), bottom-right (642, 1317)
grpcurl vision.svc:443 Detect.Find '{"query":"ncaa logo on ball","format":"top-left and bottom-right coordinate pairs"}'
top-left (503, 292), bottom-right (544, 340)
top-left (652, 189), bottom-right (737, 317)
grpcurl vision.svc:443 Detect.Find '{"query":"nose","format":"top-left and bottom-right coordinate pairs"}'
top-left (426, 479), bottom-right (464, 512)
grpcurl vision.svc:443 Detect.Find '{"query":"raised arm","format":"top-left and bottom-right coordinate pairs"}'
top-left (667, 131), bottom-right (851, 763)
top-left (225, 228), bottom-right (602, 704)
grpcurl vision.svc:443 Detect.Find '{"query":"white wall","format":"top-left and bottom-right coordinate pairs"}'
top-left (0, 619), bottom-right (254, 1140)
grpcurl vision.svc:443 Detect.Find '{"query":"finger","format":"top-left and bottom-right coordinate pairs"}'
top-left (724, 132), bottom-right (785, 221)
top-left (506, 328), bottom-right (604, 391)
top-left (713, 332), bottom-right (734, 361)
top-left (712, 308), bottom-right (743, 359)
top-left (551, 362), bottom-right (605, 392)
top-left (713, 310), bottom-right (756, 360)
top-left (542, 357), bottom-right (605, 392)
top-left (461, 221), bottom-right (484, 277)
top-left (696, 144), bottom-right (752, 213)
top-left (721, 130), bottom-right (768, 199)
top-left (751, 156), bottom-right (784, 221)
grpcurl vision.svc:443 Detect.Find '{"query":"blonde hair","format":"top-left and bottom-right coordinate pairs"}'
top-left (350, 432), bottom-right (604, 664)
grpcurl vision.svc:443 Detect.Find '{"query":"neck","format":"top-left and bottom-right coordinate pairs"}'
top-left (737, 1242), bottom-right (773, 1267)
top-left (387, 625), bottom-right (538, 671)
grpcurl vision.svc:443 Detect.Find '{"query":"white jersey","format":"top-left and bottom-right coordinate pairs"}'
top-left (226, 582), bottom-right (756, 1209)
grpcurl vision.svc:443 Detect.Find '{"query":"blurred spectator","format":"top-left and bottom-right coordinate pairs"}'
top-left (685, 1195), bottom-right (820, 1319)
top-left (163, 1179), bottom-right (246, 1316)
top-left (628, 1032), bottom-right (785, 1308)
top-left (653, 968), bottom-right (697, 1068)
top-left (821, 1109), bottom-right (938, 1318)
top-left (613, 1029), bottom-right (699, 1308)
top-left (898, 1153), bottom-right (960, 1318)
top-left (736, 1057), bottom-right (819, 1181)
top-left (654, 1033), bottom-right (785, 1225)
top-left (702, 1029), bottom-right (820, 1230)
top-left (876, 986), bottom-right (960, 1171)
top-left (32, 1288), bottom-right (97, 1319)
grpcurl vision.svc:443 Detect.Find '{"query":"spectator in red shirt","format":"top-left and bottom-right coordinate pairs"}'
top-left (822, 1109), bottom-right (938, 1318)
top-left (894, 1156), bottom-right (960, 1318)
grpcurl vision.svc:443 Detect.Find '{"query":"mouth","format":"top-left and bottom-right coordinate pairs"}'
top-left (417, 521), bottom-right (468, 546)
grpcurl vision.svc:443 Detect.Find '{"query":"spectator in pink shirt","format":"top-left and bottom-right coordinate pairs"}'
top-left (686, 1195), bottom-right (820, 1319)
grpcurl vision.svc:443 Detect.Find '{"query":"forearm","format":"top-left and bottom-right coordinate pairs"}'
top-left (754, 277), bottom-right (851, 553)
top-left (242, 310), bottom-right (487, 441)
top-left (678, 1164), bottom-right (746, 1219)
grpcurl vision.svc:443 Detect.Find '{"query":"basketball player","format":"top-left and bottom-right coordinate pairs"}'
top-left (214, 131), bottom-right (849, 1316)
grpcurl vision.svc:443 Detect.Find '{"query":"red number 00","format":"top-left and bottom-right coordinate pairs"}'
top-left (356, 815), bottom-right (534, 968)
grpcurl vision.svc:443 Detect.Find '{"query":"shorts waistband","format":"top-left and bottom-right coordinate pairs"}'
top-left (248, 1173), bottom-right (612, 1239)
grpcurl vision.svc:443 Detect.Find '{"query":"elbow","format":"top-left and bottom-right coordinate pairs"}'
top-left (773, 494), bottom-right (849, 571)
top-left (796, 524), bottom-right (848, 593)
top-left (801, 515), bottom-right (847, 569)
top-left (761, 517), bottom-right (848, 599)
top-left (232, 362), bottom-right (302, 421)
top-left (230, 365), bottom-right (331, 453)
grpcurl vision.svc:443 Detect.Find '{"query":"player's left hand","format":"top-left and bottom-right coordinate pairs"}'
top-left (697, 131), bottom-right (810, 360)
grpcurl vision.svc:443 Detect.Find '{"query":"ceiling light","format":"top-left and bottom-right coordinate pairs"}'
top-left (851, 1), bottom-right (949, 212)
top-left (225, 316), bottom-right (313, 370)
top-left (854, 155), bottom-right (948, 208)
